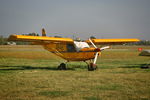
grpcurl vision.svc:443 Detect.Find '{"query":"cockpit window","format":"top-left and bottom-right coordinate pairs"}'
top-left (74, 41), bottom-right (90, 51)
top-left (67, 44), bottom-right (76, 52)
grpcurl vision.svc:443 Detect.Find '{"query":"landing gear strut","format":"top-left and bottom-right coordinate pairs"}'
top-left (88, 63), bottom-right (97, 71)
top-left (57, 63), bottom-right (67, 70)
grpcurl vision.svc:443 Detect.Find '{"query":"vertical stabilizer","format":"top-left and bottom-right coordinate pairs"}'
top-left (42, 28), bottom-right (46, 36)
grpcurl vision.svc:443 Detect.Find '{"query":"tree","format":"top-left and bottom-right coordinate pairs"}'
top-left (54, 36), bottom-right (62, 38)
top-left (90, 36), bottom-right (96, 39)
top-left (0, 35), bottom-right (7, 45)
top-left (23, 33), bottom-right (39, 36)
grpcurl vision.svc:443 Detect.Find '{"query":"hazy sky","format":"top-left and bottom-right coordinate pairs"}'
top-left (0, 0), bottom-right (150, 40)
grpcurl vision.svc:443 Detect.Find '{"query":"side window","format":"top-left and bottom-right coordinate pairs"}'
top-left (67, 44), bottom-right (76, 52)
top-left (56, 43), bottom-right (65, 51)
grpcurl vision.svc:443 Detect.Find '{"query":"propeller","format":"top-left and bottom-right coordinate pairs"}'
top-left (89, 38), bottom-right (97, 48)
top-left (93, 52), bottom-right (99, 64)
top-left (89, 39), bottom-right (110, 64)
top-left (100, 46), bottom-right (110, 51)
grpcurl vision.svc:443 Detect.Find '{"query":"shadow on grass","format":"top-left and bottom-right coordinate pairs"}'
top-left (0, 65), bottom-right (77, 71)
top-left (119, 64), bottom-right (150, 69)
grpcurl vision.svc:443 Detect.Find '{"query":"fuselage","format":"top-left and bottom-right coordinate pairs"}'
top-left (43, 41), bottom-right (101, 61)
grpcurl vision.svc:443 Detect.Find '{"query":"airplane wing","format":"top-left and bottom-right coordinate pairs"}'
top-left (86, 38), bottom-right (140, 45)
top-left (8, 35), bottom-right (73, 43)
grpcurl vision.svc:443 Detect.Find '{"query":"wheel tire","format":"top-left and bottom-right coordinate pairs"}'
top-left (57, 63), bottom-right (66, 70)
top-left (88, 66), bottom-right (93, 71)
top-left (57, 65), bottom-right (61, 70)
top-left (88, 63), bottom-right (97, 71)
top-left (61, 63), bottom-right (66, 70)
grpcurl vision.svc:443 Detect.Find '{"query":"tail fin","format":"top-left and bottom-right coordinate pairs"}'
top-left (42, 28), bottom-right (46, 36)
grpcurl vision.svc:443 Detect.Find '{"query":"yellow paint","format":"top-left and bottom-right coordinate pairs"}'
top-left (86, 38), bottom-right (140, 44)
top-left (8, 35), bottom-right (73, 43)
top-left (42, 43), bottom-right (99, 61)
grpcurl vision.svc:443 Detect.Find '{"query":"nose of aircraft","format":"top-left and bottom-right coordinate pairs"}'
top-left (94, 48), bottom-right (101, 52)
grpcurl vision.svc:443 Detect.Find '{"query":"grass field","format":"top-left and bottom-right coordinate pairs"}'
top-left (0, 45), bottom-right (150, 100)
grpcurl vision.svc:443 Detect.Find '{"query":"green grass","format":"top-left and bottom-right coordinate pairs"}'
top-left (83, 96), bottom-right (101, 100)
top-left (0, 45), bottom-right (150, 100)
top-left (94, 83), bottom-right (123, 90)
top-left (39, 90), bottom-right (70, 97)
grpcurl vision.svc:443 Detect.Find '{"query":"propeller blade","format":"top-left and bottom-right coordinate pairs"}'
top-left (93, 52), bottom-right (99, 64)
top-left (100, 46), bottom-right (110, 51)
top-left (89, 39), bottom-right (97, 48)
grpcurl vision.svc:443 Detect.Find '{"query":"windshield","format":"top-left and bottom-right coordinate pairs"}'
top-left (74, 41), bottom-right (90, 51)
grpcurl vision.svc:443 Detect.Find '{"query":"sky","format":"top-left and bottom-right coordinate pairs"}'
top-left (0, 0), bottom-right (150, 40)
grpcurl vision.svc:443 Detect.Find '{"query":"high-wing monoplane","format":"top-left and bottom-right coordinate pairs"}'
top-left (8, 29), bottom-right (140, 71)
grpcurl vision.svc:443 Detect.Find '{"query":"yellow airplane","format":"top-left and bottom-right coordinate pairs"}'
top-left (8, 28), bottom-right (140, 71)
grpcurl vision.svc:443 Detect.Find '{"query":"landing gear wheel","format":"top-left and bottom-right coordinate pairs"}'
top-left (88, 63), bottom-right (97, 71)
top-left (57, 63), bottom-right (67, 70)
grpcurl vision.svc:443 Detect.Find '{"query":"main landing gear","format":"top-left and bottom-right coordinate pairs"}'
top-left (57, 62), bottom-right (97, 71)
top-left (57, 63), bottom-right (67, 70)
top-left (88, 63), bottom-right (97, 71)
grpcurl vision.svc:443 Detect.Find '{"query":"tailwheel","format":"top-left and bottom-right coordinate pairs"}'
top-left (88, 63), bottom-right (97, 71)
top-left (57, 63), bottom-right (67, 70)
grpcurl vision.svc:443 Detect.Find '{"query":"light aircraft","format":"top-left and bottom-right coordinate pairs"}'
top-left (8, 29), bottom-right (140, 71)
